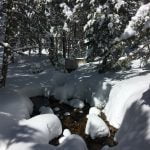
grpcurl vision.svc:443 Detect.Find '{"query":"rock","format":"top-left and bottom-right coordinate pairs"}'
top-left (85, 114), bottom-right (110, 139)
top-left (69, 99), bottom-right (85, 109)
top-left (64, 112), bottom-right (71, 116)
top-left (54, 107), bottom-right (60, 112)
top-left (59, 136), bottom-right (66, 144)
top-left (63, 129), bottom-right (71, 137)
top-left (89, 107), bottom-right (101, 116)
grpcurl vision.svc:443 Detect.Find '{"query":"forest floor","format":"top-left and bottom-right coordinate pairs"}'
top-left (31, 96), bottom-right (117, 150)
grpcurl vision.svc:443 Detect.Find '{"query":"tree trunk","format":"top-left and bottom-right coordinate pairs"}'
top-left (38, 40), bottom-right (42, 57)
top-left (62, 31), bottom-right (66, 59)
top-left (0, 0), bottom-right (13, 88)
top-left (0, 46), bottom-right (11, 87)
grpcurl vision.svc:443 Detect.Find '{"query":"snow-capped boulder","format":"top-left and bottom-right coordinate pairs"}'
top-left (69, 99), bottom-right (85, 109)
top-left (85, 114), bottom-right (110, 139)
top-left (59, 129), bottom-right (72, 144)
top-left (57, 135), bottom-right (88, 150)
top-left (63, 129), bottom-right (71, 137)
top-left (19, 114), bottom-right (62, 144)
top-left (89, 107), bottom-right (101, 116)
top-left (59, 136), bottom-right (66, 144)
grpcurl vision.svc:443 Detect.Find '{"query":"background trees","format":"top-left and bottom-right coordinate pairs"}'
top-left (0, 0), bottom-right (149, 87)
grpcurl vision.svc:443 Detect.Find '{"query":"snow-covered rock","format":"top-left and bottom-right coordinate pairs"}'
top-left (57, 135), bottom-right (88, 150)
top-left (0, 113), bottom-right (61, 150)
top-left (20, 114), bottom-right (62, 144)
top-left (89, 107), bottom-right (101, 116)
top-left (85, 114), bottom-right (110, 139)
top-left (39, 106), bottom-right (54, 114)
top-left (0, 113), bottom-right (86, 150)
top-left (59, 136), bottom-right (66, 144)
top-left (59, 129), bottom-right (72, 144)
top-left (63, 129), bottom-right (71, 137)
top-left (69, 99), bottom-right (85, 109)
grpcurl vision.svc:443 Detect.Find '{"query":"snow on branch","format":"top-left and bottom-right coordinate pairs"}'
top-left (0, 42), bottom-right (10, 48)
top-left (121, 3), bottom-right (150, 40)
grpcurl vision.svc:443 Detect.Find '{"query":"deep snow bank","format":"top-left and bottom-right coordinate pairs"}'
top-left (103, 88), bottom-right (150, 150)
top-left (104, 73), bottom-right (150, 128)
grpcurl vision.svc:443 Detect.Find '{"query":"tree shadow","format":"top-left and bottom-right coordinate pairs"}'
top-left (0, 113), bottom-right (42, 150)
top-left (115, 88), bottom-right (150, 150)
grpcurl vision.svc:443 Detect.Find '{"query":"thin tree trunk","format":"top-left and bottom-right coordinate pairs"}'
top-left (38, 42), bottom-right (42, 56)
top-left (62, 31), bottom-right (66, 59)
top-left (0, 46), bottom-right (11, 87)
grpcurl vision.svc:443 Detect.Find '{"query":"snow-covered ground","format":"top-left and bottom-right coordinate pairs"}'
top-left (0, 53), bottom-right (150, 150)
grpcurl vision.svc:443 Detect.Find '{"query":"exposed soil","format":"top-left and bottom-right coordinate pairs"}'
top-left (30, 96), bottom-right (118, 150)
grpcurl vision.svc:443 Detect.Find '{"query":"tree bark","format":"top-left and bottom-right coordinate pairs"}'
top-left (62, 31), bottom-right (66, 59)
top-left (0, 0), bottom-right (13, 88)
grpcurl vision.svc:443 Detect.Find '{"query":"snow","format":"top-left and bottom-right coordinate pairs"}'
top-left (53, 68), bottom-right (112, 108)
top-left (60, 3), bottom-right (73, 20)
top-left (115, 0), bottom-right (126, 12)
top-left (20, 114), bottom-right (62, 144)
top-left (59, 136), bottom-right (66, 144)
top-left (85, 107), bottom-right (109, 139)
top-left (102, 88), bottom-right (150, 150)
top-left (121, 3), bottom-right (150, 39)
top-left (59, 129), bottom-right (71, 144)
top-left (85, 114), bottom-right (110, 139)
top-left (1, 53), bottom-right (150, 150)
top-left (88, 107), bottom-right (101, 116)
top-left (103, 73), bottom-right (150, 128)
top-left (63, 129), bottom-right (71, 137)
top-left (57, 135), bottom-right (88, 150)
top-left (69, 99), bottom-right (85, 109)
top-left (0, 88), bottom-right (33, 119)
top-left (0, 113), bottom-right (62, 150)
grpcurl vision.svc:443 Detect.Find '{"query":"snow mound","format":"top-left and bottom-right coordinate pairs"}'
top-left (53, 70), bottom-right (112, 108)
top-left (102, 88), bottom-right (150, 150)
top-left (20, 114), bottom-right (62, 144)
top-left (104, 73), bottom-right (150, 128)
top-left (0, 107), bottom-right (87, 150)
top-left (0, 89), bottom-right (33, 119)
top-left (85, 114), bottom-right (110, 139)
top-left (0, 113), bottom-right (61, 150)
